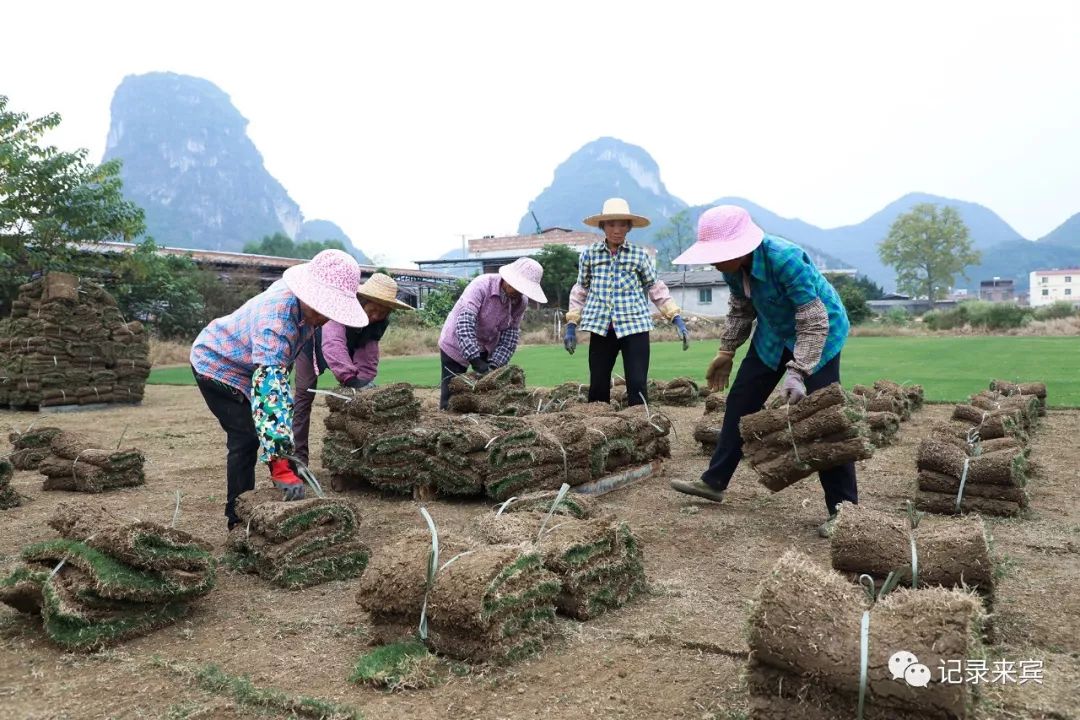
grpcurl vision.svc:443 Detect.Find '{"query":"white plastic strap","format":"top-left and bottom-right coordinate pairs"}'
top-left (955, 458), bottom-right (971, 512)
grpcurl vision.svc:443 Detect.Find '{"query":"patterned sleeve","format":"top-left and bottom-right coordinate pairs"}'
top-left (454, 311), bottom-right (483, 361)
top-left (719, 294), bottom-right (756, 352)
top-left (251, 365), bottom-right (295, 464)
top-left (787, 299), bottom-right (830, 375)
top-left (489, 327), bottom-right (521, 367)
top-left (249, 296), bottom-right (298, 366)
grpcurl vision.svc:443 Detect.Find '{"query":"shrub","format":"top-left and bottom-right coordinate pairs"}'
top-left (1033, 301), bottom-right (1078, 321)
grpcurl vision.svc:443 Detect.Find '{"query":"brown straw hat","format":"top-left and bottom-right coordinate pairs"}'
top-left (355, 273), bottom-right (413, 311)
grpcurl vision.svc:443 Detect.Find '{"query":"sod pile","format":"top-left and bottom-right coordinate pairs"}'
top-left (693, 395), bottom-right (726, 455)
top-left (498, 489), bottom-right (605, 520)
top-left (357, 534), bottom-right (559, 664)
top-left (989, 379), bottom-right (1047, 416)
top-left (0, 458), bottom-right (20, 509)
top-left (948, 401), bottom-right (1028, 444)
top-left (865, 410), bottom-right (902, 447)
top-left (967, 390), bottom-right (1041, 432)
top-left (446, 365), bottom-right (537, 416)
top-left (739, 383), bottom-right (873, 492)
top-left (610, 376), bottom-right (701, 408)
top-left (36, 430), bottom-right (146, 492)
top-left (830, 503), bottom-right (995, 598)
top-left (0, 502), bottom-right (215, 650)
top-left (0, 272), bottom-right (150, 409)
top-left (747, 550), bottom-right (984, 720)
top-left (8, 426), bottom-right (63, 470)
top-left (914, 437), bottom-right (1029, 517)
top-left (535, 381), bottom-right (589, 413)
top-left (471, 511), bottom-right (645, 620)
top-left (225, 489), bottom-right (369, 589)
top-left (321, 383), bottom-right (422, 489)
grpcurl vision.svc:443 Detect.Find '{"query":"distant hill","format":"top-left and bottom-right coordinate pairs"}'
top-left (1038, 213), bottom-right (1080, 248)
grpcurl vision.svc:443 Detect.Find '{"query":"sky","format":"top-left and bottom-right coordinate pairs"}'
top-left (3, 0), bottom-right (1079, 266)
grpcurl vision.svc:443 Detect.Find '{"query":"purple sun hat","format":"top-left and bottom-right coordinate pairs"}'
top-left (282, 249), bottom-right (369, 327)
top-left (672, 205), bottom-right (765, 265)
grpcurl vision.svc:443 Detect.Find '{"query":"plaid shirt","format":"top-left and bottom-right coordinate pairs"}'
top-left (721, 235), bottom-right (848, 373)
top-left (574, 242), bottom-right (662, 337)
top-left (438, 274), bottom-right (527, 366)
top-left (190, 280), bottom-right (315, 398)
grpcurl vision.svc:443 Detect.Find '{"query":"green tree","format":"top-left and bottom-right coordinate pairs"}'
top-left (654, 209), bottom-right (696, 270)
top-left (242, 232), bottom-right (296, 257)
top-left (294, 239), bottom-right (346, 259)
top-left (108, 240), bottom-right (207, 339)
top-left (0, 95), bottom-right (145, 312)
top-left (419, 278), bottom-right (469, 327)
top-left (878, 204), bottom-right (980, 302)
top-left (534, 244), bottom-right (579, 309)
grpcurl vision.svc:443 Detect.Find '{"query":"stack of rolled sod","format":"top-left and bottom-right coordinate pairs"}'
top-left (693, 394), bottom-right (726, 455)
top-left (914, 437), bottom-right (1029, 517)
top-left (37, 431), bottom-right (145, 493)
top-left (446, 365), bottom-right (536, 416)
top-left (989, 379), bottom-right (1047, 416)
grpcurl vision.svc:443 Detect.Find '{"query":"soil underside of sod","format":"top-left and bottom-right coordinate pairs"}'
top-left (0, 385), bottom-right (1078, 719)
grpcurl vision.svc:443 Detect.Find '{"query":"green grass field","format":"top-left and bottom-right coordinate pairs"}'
top-left (150, 336), bottom-right (1080, 406)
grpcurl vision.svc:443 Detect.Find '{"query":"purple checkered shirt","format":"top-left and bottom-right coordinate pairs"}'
top-left (438, 274), bottom-right (526, 367)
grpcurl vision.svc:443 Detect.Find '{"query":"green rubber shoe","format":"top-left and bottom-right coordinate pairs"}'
top-left (818, 514), bottom-right (838, 538)
top-left (670, 478), bottom-right (725, 503)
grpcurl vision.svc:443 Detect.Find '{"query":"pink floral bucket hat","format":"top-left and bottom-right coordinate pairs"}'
top-left (282, 249), bottom-right (369, 327)
top-left (673, 205), bottom-right (765, 265)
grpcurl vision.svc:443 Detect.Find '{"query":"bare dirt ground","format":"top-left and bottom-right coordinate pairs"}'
top-left (1, 386), bottom-right (1078, 720)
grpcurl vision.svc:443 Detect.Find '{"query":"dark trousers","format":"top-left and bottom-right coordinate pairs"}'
top-left (194, 368), bottom-right (259, 527)
top-left (700, 346), bottom-right (858, 515)
top-left (292, 349), bottom-right (318, 465)
top-left (588, 331), bottom-right (650, 406)
top-left (439, 350), bottom-right (473, 410)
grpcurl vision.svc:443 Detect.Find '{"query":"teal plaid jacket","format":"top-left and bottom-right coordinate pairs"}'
top-left (575, 242), bottom-right (661, 337)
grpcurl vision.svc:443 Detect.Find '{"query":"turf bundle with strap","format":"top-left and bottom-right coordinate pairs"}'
top-left (471, 511), bottom-right (645, 620)
top-left (36, 430), bottom-right (146, 492)
top-left (0, 458), bottom-right (20, 509)
top-left (739, 383), bottom-right (874, 492)
top-left (852, 379), bottom-right (913, 420)
top-left (693, 395), bottom-right (727, 455)
top-left (535, 381), bottom-right (589, 413)
top-left (747, 550), bottom-right (984, 720)
top-left (321, 383), bottom-right (422, 489)
top-left (0, 502), bottom-right (215, 650)
top-left (914, 437), bottom-right (1029, 517)
top-left (989, 379), bottom-right (1047, 417)
top-left (446, 365), bottom-right (536, 416)
top-left (8, 426), bottom-right (63, 470)
top-left (609, 376), bottom-right (701, 408)
top-left (948, 401), bottom-right (1029, 444)
top-left (225, 489), bottom-right (370, 589)
top-left (967, 390), bottom-right (1041, 432)
top-left (865, 410), bottom-right (902, 448)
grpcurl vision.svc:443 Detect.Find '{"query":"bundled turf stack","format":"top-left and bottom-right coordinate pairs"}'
top-left (610, 376), bottom-right (701, 408)
top-left (693, 395), bottom-right (726, 454)
top-left (446, 365), bottom-right (537, 416)
top-left (225, 489), bottom-right (370, 589)
top-left (739, 383), bottom-right (873, 492)
top-left (914, 437), bottom-right (1029, 517)
top-left (967, 390), bottom-right (1041, 433)
top-left (865, 410), bottom-right (902, 447)
top-left (949, 401), bottom-right (1029, 444)
top-left (37, 430), bottom-right (146, 493)
top-left (536, 381), bottom-right (589, 413)
top-left (0, 273), bottom-right (150, 409)
top-left (928, 423), bottom-right (1025, 456)
top-left (321, 383), bottom-right (422, 488)
top-left (472, 511), bottom-right (645, 620)
top-left (747, 550), bottom-right (984, 720)
top-left (830, 503), bottom-right (996, 599)
top-left (990, 379), bottom-right (1047, 417)
top-left (357, 533), bottom-right (560, 664)
top-left (0, 459), bottom-right (20, 509)
top-left (499, 489), bottom-right (606, 520)
top-left (0, 502), bottom-right (215, 650)
top-left (8, 426), bottom-right (64, 470)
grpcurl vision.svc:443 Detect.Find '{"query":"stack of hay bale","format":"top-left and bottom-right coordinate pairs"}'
top-left (357, 533), bottom-right (560, 664)
top-left (0, 459), bottom-right (20, 509)
top-left (8, 426), bottom-right (63, 470)
top-left (225, 489), bottom-right (370, 589)
top-left (446, 365), bottom-right (539, 416)
top-left (36, 430), bottom-right (146, 493)
top-left (990, 379), bottom-right (1047, 417)
top-left (746, 550), bottom-right (985, 720)
top-left (321, 383), bottom-right (422, 489)
top-left (914, 436), bottom-right (1029, 516)
top-left (739, 383), bottom-right (873, 491)
top-left (693, 394), bottom-right (726, 454)
top-left (0, 502), bottom-right (215, 650)
top-left (610, 376), bottom-right (701, 408)
top-left (0, 273), bottom-right (150, 409)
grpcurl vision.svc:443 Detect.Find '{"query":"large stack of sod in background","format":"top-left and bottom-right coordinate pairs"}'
top-left (747, 550), bottom-right (984, 720)
top-left (225, 489), bottom-right (369, 589)
top-left (914, 437), bottom-right (1029, 517)
top-left (471, 511), bottom-right (646, 621)
top-left (321, 383), bottom-right (421, 489)
top-left (740, 383), bottom-right (874, 491)
top-left (0, 459), bottom-right (20, 509)
top-left (0, 273), bottom-right (150, 409)
top-left (356, 533), bottom-right (560, 664)
top-left (35, 430), bottom-right (145, 493)
top-left (0, 502), bottom-right (215, 650)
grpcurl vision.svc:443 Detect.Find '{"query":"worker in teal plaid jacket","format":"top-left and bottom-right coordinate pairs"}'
top-left (563, 198), bottom-right (690, 405)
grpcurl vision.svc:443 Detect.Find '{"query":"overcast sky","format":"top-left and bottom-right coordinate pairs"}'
top-left (4, 0), bottom-right (1079, 266)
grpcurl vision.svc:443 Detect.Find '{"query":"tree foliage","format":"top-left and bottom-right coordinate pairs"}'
top-left (654, 209), bottom-right (696, 270)
top-left (534, 244), bottom-right (579, 310)
top-left (878, 204), bottom-right (980, 301)
top-left (106, 240), bottom-right (207, 339)
top-left (419, 278), bottom-right (469, 327)
top-left (824, 273), bottom-right (883, 325)
top-left (243, 232), bottom-right (347, 260)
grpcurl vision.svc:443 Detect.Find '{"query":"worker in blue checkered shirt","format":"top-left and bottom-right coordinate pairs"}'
top-left (563, 198), bottom-right (690, 405)
top-left (667, 205), bottom-right (857, 538)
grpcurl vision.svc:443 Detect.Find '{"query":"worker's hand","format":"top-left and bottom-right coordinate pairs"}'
top-left (780, 369), bottom-right (807, 405)
top-left (269, 457), bottom-right (305, 501)
top-left (564, 324), bottom-right (578, 355)
top-left (672, 316), bottom-right (690, 350)
top-left (344, 377), bottom-right (371, 390)
top-left (469, 356), bottom-right (490, 375)
top-left (705, 350), bottom-right (736, 392)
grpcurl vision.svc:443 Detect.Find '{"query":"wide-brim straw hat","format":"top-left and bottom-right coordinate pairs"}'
top-left (498, 257), bottom-right (548, 304)
top-left (282, 249), bottom-right (369, 327)
top-left (583, 197), bottom-right (651, 228)
top-left (356, 273), bottom-right (413, 311)
top-left (673, 205), bottom-right (765, 265)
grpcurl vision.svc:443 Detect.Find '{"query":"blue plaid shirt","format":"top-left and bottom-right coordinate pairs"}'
top-left (723, 235), bottom-right (848, 372)
top-left (576, 242), bottom-right (660, 337)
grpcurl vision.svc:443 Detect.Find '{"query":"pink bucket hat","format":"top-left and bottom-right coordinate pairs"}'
top-left (672, 205), bottom-right (765, 265)
top-left (282, 249), bottom-right (369, 327)
top-left (498, 257), bottom-right (548, 304)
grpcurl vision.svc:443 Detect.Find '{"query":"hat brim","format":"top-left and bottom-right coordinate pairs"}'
top-left (582, 213), bottom-right (651, 229)
top-left (498, 266), bottom-right (548, 304)
top-left (672, 226), bottom-right (765, 266)
top-left (283, 264), bottom-right (369, 328)
top-left (356, 289), bottom-right (413, 311)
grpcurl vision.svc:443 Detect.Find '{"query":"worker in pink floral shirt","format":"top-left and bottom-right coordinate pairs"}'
top-left (437, 257), bottom-right (547, 409)
top-left (190, 250), bottom-right (367, 528)
top-left (291, 273), bottom-right (413, 465)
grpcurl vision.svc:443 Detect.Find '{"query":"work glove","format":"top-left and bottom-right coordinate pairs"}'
top-left (705, 350), bottom-right (736, 392)
top-left (564, 323), bottom-right (578, 355)
top-left (469, 356), bottom-right (490, 375)
top-left (672, 315), bottom-right (690, 351)
top-left (268, 457), bottom-right (305, 501)
top-left (780, 369), bottom-right (807, 405)
top-left (344, 377), bottom-right (372, 390)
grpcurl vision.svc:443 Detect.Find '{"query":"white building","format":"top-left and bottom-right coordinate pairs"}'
top-left (658, 270), bottom-right (731, 318)
top-left (1029, 269), bottom-right (1080, 307)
